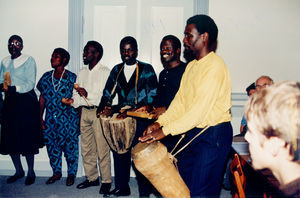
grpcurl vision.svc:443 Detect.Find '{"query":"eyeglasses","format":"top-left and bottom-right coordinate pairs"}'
top-left (255, 83), bottom-right (270, 89)
top-left (8, 41), bottom-right (22, 47)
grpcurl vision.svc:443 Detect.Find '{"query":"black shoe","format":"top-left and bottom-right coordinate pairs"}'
top-left (7, 172), bottom-right (25, 184)
top-left (25, 175), bottom-right (36, 185)
top-left (46, 174), bottom-right (62, 184)
top-left (99, 183), bottom-right (111, 195)
top-left (66, 175), bottom-right (75, 186)
top-left (76, 179), bottom-right (99, 189)
top-left (111, 188), bottom-right (131, 197)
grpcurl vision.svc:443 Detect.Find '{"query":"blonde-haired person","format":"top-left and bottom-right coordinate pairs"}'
top-left (244, 81), bottom-right (300, 197)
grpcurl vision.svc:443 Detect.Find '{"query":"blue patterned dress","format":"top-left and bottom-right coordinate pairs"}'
top-left (37, 70), bottom-right (79, 176)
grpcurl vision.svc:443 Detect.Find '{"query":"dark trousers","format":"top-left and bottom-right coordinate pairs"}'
top-left (113, 119), bottom-right (154, 193)
top-left (112, 151), bottom-right (131, 190)
top-left (177, 122), bottom-right (233, 197)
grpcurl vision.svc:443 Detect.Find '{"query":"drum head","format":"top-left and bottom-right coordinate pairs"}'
top-left (131, 141), bottom-right (160, 160)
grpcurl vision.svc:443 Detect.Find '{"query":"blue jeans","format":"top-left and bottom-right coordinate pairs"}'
top-left (177, 122), bottom-right (233, 197)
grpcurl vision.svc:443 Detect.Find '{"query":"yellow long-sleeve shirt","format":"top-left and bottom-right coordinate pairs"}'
top-left (157, 52), bottom-right (232, 136)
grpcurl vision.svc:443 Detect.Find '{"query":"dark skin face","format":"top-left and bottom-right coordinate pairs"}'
top-left (183, 47), bottom-right (195, 63)
top-left (51, 52), bottom-right (65, 69)
top-left (77, 45), bottom-right (100, 98)
top-left (139, 24), bottom-right (212, 144)
top-left (51, 51), bottom-right (66, 78)
top-left (183, 23), bottom-right (210, 60)
top-left (120, 43), bottom-right (138, 65)
top-left (8, 39), bottom-right (23, 59)
top-left (160, 39), bottom-right (181, 69)
top-left (83, 45), bottom-right (100, 70)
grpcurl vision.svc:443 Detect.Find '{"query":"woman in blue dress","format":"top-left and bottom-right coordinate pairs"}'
top-left (37, 48), bottom-right (79, 186)
top-left (0, 35), bottom-right (42, 186)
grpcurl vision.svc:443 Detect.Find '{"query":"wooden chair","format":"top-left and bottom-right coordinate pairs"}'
top-left (230, 153), bottom-right (246, 198)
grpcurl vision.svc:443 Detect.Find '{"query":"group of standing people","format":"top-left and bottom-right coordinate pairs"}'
top-left (0, 35), bottom-right (80, 187)
top-left (0, 14), bottom-right (247, 198)
top-left (0, 32), bottom-right (188, 196)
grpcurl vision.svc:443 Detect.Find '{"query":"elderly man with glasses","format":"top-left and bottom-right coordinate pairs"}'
top-left (255, 75), bottom-right (274, 91)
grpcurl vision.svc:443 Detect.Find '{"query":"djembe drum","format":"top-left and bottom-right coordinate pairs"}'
top-left (132, 141), bottom-right (190, 198)
top-left (99, 113), bottom-right (136, 154)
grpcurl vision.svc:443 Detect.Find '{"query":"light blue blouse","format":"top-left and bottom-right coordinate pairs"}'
top-left (0, 54), bottom-right (36, 93)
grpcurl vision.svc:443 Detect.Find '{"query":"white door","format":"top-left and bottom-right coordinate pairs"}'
top-left (83, 0), bottom-right (197, 74)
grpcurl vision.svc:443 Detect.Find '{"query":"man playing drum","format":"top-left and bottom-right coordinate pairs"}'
top-left (97, 36), bottom-right (158, 197)
top-left (140, 15), bottom-right (233, 197)
top-left (152, 35), bottom-right (187, 150)
top-left (132, 35), bottom-right (187, 197)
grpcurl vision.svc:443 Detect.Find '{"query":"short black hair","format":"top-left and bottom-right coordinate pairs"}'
top-left (86, 41), bottom-right (103, 61)
top-left (8, 35), bottom-right (23, 45)
top-left (161, 35), bottom-right (181, 50)
top-left (120, 36), bottom-right (138, 51)
top-left (53, 48), bottom-right (70, 66)
top-left (246, 82), bottom-right (256, 96)
top-left (187, 15), bottom-right (218, 51)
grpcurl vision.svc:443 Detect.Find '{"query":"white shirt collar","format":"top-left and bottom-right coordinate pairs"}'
top-left (2, 54), bottom-right (30, 68)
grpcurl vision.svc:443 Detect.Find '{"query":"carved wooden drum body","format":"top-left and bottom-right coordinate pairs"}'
top-left (100, 114), bottom-right (136, 154)
top-left (132, 141), bottom-right (190, 198)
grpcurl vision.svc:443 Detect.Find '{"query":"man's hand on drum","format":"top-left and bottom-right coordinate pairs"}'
top-left (97, 106), bottom-right (112, 118)
top-left (116, 111), bottom-right (128, 119)
top-left (135, 105), bottom-right (151, 112)
top-left (150, 106), bottom-right (166, 119)
top-left (139, 122), bottom-right (166, 143)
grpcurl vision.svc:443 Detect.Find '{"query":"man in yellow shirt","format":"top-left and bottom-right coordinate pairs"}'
top-left (139, 15), bottom-right (233, 196)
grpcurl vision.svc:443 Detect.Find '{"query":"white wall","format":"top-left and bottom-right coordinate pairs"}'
top-left (209, 0), bottom-right (300, 136)
top-left (0, 0), bottom-right (69, 176)
top-left (0, 0), bottom-right (69, 84)
top-left (210, 0), bottom-right (300, 92)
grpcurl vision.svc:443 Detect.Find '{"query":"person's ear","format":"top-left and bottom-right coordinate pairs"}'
top-left (176, 48), bottom-right (181, 56)
top-left (265, 137), bottom-right (286, 157)
top-left (95, 51), bottom-right (100, 58)
top-left (62, 58), bottom-right (67, 66)
top-left (202, 32), bottom-right (209, 43)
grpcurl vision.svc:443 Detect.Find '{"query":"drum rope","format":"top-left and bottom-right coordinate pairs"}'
top-left (168, 126), bottom-right (210, 167)
top-left (168, 153), bottom-right (179, 170)
top-left (170, 134), bottom-right (186, 155)
top-left (135, 63), bottom-right (139, 105)
top-left (111, 64), bottom-right (125, 97)
top-left (110, 63), bottom-right (139, 106)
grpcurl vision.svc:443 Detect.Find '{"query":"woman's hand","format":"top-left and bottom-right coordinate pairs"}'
top-left (61, 98), bottom-right (74, 105)
top-left (41, 119), bottom-right (46, 130)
